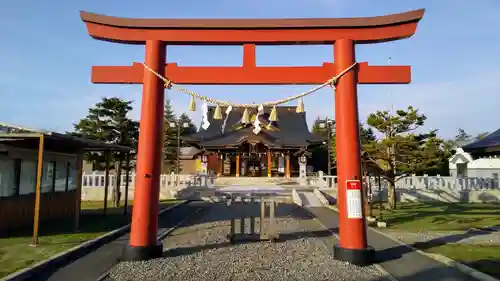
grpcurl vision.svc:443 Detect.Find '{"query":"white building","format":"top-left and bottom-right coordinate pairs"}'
top-left (449, 129), bottom-right (500, 179)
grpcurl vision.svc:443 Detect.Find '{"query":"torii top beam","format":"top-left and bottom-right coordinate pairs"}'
top-left (81, 9), bottom-right (424, 85)
top-left (81, 9), bottom-right (424, 45)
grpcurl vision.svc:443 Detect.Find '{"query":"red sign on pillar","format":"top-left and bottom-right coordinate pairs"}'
top-left (346, 180), bottom-right (363, 219)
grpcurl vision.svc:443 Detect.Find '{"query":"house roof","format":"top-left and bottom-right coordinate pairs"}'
top-left (462, 129), bottom-right (500, 154)
top-left (0, 122), bottom-right (133, 152)
top-left (182, 106), bottom-right (326, 149)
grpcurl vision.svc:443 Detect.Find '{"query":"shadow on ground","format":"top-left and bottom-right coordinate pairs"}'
top-left (158, 202), bottom-right (339, 257)
top-left (372, 201), bottom-right (500, 230)
top-left (376, 225), bottom-right (500, 264)
top-left (159, 200), bottom-right (316, 232)
top-left (162, 227), bottom-right (338, 258)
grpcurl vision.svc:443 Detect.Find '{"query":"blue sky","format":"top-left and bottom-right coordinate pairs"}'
top-left (0, 0), bottom-right (499, 139)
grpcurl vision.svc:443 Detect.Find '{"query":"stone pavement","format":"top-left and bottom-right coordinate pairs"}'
top-left (106, 202), bottom-right (392, 281)
top-left (308, 206), bottom-right (479, 281)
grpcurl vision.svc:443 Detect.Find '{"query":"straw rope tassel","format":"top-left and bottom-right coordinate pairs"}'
top-left (141, 61), bottom-right (357, 111)
top-left (241, 108), bottom-right (250, 124)
top-left (213, 104), bottom-right (223, 120)
top-left (269, 105), bottom-right (278, 122)
top-left (188, 96), bottom-right (196, 112)
top-left (296, 98), bottom-right (305, 113)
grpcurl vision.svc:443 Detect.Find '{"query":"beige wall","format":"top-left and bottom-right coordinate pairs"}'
top-left (161, 159), bottom-right (198, 175)
top-left (181, 159), bottom-right (198, 174)
top-left (82, 161), bottom-right (93, 173)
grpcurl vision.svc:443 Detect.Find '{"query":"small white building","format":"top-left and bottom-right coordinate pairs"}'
top-left (449, 129), bottom-right (500, 179)
top-left (449, 148), bottom-right (500, 178)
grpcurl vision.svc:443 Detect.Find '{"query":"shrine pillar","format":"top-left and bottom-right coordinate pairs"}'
top-left (267, 150), bottom-right (272, 178)
top-left (285, 151), bottom-right (291, 179)
top-left (333, 39), bottom-right (373, 265)
top-left (123, 40), bottom-right (166, 261)
top-left (236, 153), bottom-right (240, 177)
top-left (218, 153), bottom-right (223, 176)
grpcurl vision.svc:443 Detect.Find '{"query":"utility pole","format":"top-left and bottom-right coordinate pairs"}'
top-left (176, 124), bottom-right (181, 175)
top-left (320, 117), bottom-right (334, 176)
top-left (388, 57), bottom-right (396, 177)
top-left (388, 56), bottom-right (397, 207)
top-left (170, 120), bottom-right (188, 175)
top-left (327, 118), bottom-right (332, 176)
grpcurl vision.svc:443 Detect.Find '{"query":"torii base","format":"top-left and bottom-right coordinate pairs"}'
top-left (333, 244), bottom-right (375, 266)
top-left (121, 243), bottom-right (163, 261)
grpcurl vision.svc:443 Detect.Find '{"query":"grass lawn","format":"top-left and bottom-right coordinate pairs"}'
top-left (370, 201), bottom-right (500, 231)
top-left (368, 202), bottom-right (500, 278)
top-left (0, 199), bottom-right (180, 278)
top-left (417, 243), bottom-right (500, 279)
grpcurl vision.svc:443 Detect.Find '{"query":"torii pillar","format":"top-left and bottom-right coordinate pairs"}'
top-left (81, 9), bottom-right (424, 264)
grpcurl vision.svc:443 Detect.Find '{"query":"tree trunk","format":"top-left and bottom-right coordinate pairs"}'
top-left (387, 180), bottom-right (397, 209)
top-left (113, 157), bottom-right (123, 207)
top-left (363, 174), bottom-right (372, 217)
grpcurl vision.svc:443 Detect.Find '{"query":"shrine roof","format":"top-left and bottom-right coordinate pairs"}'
top-left (182, 106), bottom-right (326, 149)
top-left (462, 129), bottom-right (500, 154)
top-left (80, 9), bottom-right (424, 30)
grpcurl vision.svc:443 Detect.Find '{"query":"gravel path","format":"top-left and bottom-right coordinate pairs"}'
top-left (382, 226), bottom-right (500, 245)
top-left (107, 202), bottom-right (389, 281)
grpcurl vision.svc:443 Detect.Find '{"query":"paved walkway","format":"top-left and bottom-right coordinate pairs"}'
top-left (106, 202), bottom-right (392, 281)
top-left (308, 207), bottom-right (478, 281)
top-left (298, 191), bottom-right (323, 207)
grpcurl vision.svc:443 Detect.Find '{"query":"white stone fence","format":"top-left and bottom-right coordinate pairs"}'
top-left (81, 172), bottom-right (212, 201)
top-left (314, 171), bottom-right (498, 190)
top-left (314, 171), bottom-right (500, 203)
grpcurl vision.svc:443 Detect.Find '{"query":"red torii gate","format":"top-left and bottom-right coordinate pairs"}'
top-left (81, 9), bottom-right (424, 265)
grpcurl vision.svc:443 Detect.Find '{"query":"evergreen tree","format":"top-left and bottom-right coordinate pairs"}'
top-left (311, 117), bottom-right (375, 175)
top-left (72, 97), bottom-right (139, 207)
top-left (329, 123), bottom-right (375, 172)
top-left (178, 113), bottom-right (197, 136)
top-left (363, 106), bottom-right (452, 209)
top-left (72, 97), bottom-right (139, 169)
top-left (163, 99), bottom-right (178, 173)
top-left (454, 128), bottom-right (471, 143)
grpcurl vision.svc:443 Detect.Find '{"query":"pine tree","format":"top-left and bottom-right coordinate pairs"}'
top-left (455, 128), bottom-right (471, 143)
top-left (178, 113), bottom-right (197, 136)
top-left (363, 106), bottom-right (452, 209)
top-left (72, 97), bottom-right (139, 207)
top-left (72, 97), bottom-right (139, 169)
top-left (163, 99), bottom-right (178, 173)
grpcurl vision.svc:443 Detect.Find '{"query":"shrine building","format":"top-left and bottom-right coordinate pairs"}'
top-left (182, 106), bottom-right (326, 178)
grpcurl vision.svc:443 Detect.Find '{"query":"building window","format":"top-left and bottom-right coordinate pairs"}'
top-left (41, 161), bottom-right (56, 193)
top-left (19, 160), bottom-right (36, 195)
top-left (65, 162), bottom-right (70, 192)
top-left (55, 160), bottom-right (68, 192)
top-left (13, 159), bottom-right (21, 195)
top-left (0, 156), bottom-right (16, 197)
top-left (67, 162), bottom-right (77, 191)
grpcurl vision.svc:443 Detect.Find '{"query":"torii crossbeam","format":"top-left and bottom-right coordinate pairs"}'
top-left (81, 9), bottom-right (424, 265)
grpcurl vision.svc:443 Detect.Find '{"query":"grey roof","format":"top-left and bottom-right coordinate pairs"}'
top-left (0, 122), bottom-right (133, 152)
top-left (462, 129), bottom-right (500, 152)
top-left (182, 106), bottom-right (325, 149)
top-left (179, 146), bottom-right (202, 159)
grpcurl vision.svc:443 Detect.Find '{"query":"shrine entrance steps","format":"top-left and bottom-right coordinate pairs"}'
top-left (214, 176), bottom-right (299, 187)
